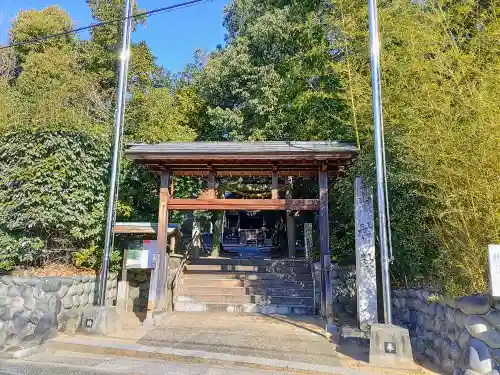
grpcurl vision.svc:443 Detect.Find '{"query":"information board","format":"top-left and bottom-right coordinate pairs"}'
top-left (126, 239), bottom-right (157, 269)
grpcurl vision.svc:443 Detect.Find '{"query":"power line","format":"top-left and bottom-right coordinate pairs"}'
top-left (0, 0), bottom-right (213, 51)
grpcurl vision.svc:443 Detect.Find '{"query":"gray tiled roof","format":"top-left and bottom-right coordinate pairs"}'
top-left (126, 141), bottom-right (357, 156)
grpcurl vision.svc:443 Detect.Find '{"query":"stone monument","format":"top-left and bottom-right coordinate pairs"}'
top-left (304, 223), bottom-right (313, 260)
top-left (488, 244), bottom-right (500, 297)
top-left (354, 176), bottom-right (378, 329)
top-left (369, 323), bottom-right (415, 369)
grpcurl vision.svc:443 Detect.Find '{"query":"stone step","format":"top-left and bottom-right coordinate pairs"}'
top-left (173, 301), bottom-right (315, 315)
top-left (182, 271), bottom-right (313, 281)
top-left (180, 278), bottom-right (313, 288)
top-left (186, 264), bottom-right (311, 274)
top-left (178, 286), bottom-right (314, 297)
top-left (176, 294), bottom-right (314, 305)
top-left (190, 259), bottom-right (310, 266)
top-left (191, 258), bottom-right (309, 266)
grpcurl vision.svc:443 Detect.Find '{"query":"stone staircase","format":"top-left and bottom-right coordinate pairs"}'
top-left (174, 258), bottom-right (315, 315)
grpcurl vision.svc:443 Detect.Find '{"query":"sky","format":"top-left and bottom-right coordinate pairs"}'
top-left (0, 0), bottom-right (228, 73)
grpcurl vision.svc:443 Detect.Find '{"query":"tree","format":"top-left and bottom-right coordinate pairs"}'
top-left (0, 39), bottom-right (111, 270)
top-left (10, 6), bottom-right (75, 64)
top-left (192, 0), bottom-right (353, 142)
top-left (328, 0), bottom-right (500, 295)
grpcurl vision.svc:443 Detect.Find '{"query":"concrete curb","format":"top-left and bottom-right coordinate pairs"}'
top-left (47, 335), bottom-right (370, 375)
top-left (0, 346), bottom-right (46, 359)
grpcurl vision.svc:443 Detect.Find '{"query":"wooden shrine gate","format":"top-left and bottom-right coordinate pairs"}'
top-left (125, 141), bottom-right (357, 325)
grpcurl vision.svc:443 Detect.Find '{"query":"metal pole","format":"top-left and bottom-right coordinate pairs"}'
top-left (367, 0), bottom-right (392, 324)
top-left (99, 0), bottom-right (134, 306)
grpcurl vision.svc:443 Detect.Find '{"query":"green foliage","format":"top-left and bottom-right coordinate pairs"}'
top-left (2, 0), bottom-right (498, 297)
top-left (73, 245), bottom-right (122, 273)
top-left (0, 4), bottom-right (111, 269)
top-left (125, 87), bottom-right (198, 143)
top-left (0, 1), bottom-right (202, 271)
top-left (0, 131), bottom-right (109, 264)
top-left (329, 0), bottom-right (500, 295)
top-left (193, 0), bottom-right (352, 141)
top-left (10, 6), bottom-right (75, 63)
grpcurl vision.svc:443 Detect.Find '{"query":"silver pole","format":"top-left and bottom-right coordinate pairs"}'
top-left (367, 0), bottom-right (392, 324)
top-left (99, 0), bottom-right (134, 306)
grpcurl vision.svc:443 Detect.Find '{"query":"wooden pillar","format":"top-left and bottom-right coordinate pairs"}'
top-left (286, 176), bottom-right (296, 258)
top-left (271, 169), bottom-right (278, 199)
top-left (207, 170), bottom-right (216, 199)
top-left (319, 168), bottom-right (334, 324)
top-left (207, 170), bottom-right (221, 257)
top-left (146, 169), bottom-right (170, 324)
top-left (169, 178), bottom-right (176, 255)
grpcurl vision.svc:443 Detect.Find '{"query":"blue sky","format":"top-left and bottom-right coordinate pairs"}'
top-left (0, 0), bottom-right (228, 72)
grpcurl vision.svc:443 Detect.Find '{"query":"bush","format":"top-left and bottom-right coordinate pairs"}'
top-left (0, 131), bottom-right (109, 266)
top-left (329, 0), bottom-right (500, 295)
top-left (73, 245), bottom-right (122, 273)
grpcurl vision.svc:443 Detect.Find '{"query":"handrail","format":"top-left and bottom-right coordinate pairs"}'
top-left (171, 236), bottom-right (197, 306)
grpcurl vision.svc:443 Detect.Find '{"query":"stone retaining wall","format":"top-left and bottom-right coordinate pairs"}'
top-left (127, 270), bottom-right (150, 313)
top-left (124, 255), bottom-right (183, 314)
top-left (0, 273), bottom-right (117, 352)
top-left (392, 289), bottom-right (500, 374)
top-left (314, 263), bottom-right (356, 317)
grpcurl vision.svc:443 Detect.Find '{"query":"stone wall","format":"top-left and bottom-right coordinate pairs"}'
top-left (123, 255), bottom-right (183, 315)
top-left (314, 263), bottom-right (356, 317)
top-left (127, 270), bottom-right (150, 313)
top-left (392, 289), bottom-right (500, 374)
top-left (0, 273), bottom-right (117, 352)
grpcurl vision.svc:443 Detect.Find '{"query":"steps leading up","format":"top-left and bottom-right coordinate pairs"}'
top-left (175, 258), bottom-right (316, 315)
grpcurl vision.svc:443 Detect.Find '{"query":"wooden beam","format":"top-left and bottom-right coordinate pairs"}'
top-left (319, 169), bottom-right (334, 324)
top-left (167, 198), bottom-right (319, 211)
top-left (171, 170), bottom-right (320, 177)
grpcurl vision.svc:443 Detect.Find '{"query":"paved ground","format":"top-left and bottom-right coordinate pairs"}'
top-left (138, 312), bottom-right (339, 366)
top-left (0, 350), bottom-right (321, 375)
top-left (41, 311), bottom-right (436, 375)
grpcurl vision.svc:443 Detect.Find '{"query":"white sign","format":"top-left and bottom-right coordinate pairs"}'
top-left (304, 223), bottom-right (313, 260)
top-left (126, 240), bottom-right (157, 269)
top-left (488, 244), bottom-right (500, 297)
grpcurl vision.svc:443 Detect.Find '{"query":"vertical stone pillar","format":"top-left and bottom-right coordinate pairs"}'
top-left (355, 176), bottom-right (378, 329)
top-left (319, 168), bottom-right (334, 324)
top-left (169, 235), bottom-right (177, 255)
top-left (304, 222), bottom-right (313, 260)
top-left (116, 249), bottom-right (129, 311)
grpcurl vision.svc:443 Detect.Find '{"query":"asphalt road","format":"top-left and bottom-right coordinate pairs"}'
top-left (0, 351), bottom-right (310, 375)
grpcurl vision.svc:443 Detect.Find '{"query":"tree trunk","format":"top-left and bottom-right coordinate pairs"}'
top-left (191, 212), bottom-right (202, 258)
top-left (211, 211), bottom-right (223, 257)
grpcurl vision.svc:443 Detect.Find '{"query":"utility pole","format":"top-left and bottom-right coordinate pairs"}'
top-left (367, 0), bottom-right (392, 324)
top-left (99, 0), bottom-right (134, 306)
